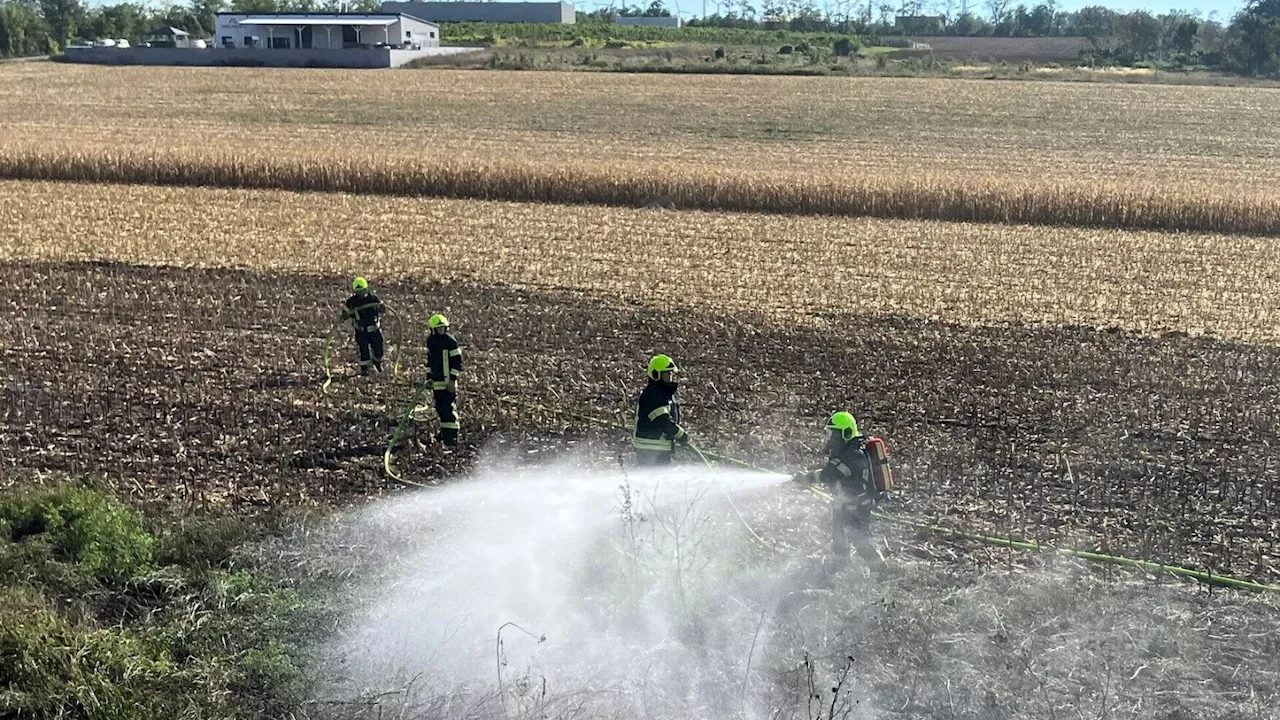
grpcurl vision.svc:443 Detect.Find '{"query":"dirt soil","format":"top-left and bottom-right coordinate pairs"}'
top-left (1, 261), bottom-right (1277, 584)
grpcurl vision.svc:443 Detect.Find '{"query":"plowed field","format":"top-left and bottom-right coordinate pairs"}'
top-left (3, 259), bottom-right (1276, 583)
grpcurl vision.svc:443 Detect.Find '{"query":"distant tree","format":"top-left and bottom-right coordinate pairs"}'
top-left (1245, 0), bottom-right (1280, 19)
top-left (1228, 10), bottom-right (1280, 74)
top-left (984, 0), bottom-right (1010, 24)
top-left (641, 1), bottom-right (672, 16)
top-left (1073, 5), bottom-right (1115, 50)
top-left (188, 0), bottom-right (226, 36)
top-left (1026, 1), bottom-right (1058, 36)
top-left (1115, 10), bottom-right (1161, 60)
top-left (39, 0), bottom-right (83, 45)
top-left (230, 0), bottom-right (276, 11)
top-left (948, 11), bottom-right (989, 35)
top-left (1164, 15), bottom-right (1198, 57)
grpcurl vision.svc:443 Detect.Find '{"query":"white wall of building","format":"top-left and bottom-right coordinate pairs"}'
top-left (214, 14), bottom-right (439, 50)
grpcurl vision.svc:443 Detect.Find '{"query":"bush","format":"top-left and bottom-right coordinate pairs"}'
top-left (0, 486), bottom-right (155, 581)
top-left (779, 45), bottom-right (794, 54)
top-left (0, 485), bottom-right (318, 720)
top-left (833, 36), bottom-right (857, 57)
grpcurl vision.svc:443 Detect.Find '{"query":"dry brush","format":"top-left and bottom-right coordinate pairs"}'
top-left (3, 145), bottom-right (1280, 236)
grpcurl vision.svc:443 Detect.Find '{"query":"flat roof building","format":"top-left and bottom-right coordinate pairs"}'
top-left (215, 12), bottom-right (440, 50)
top-left (65, 12), bottom-right (479, 67)
top-left (381, 2), bottom-right (576, 24)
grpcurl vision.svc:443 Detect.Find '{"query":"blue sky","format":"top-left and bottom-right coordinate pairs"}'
top-left (83, 0), bottom-right (1248, 21)
top-left (581, 0), bottom-right (1247, 20)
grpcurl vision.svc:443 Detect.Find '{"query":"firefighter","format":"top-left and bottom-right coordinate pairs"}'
top-left (426, 313), bottom-right (462, 446)
top-left (793, 412), bottom-right (885, 568)
top-left (632, 354), bottom-right (689, 467)
top-left (342, 277), bottom-right (384, 375)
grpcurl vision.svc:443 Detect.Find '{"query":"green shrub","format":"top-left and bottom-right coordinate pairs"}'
top-left (0, 486), bottom-right (155, 581)
top-left (779, 45), bottom-right (794, 54)
top-left (833, 36), bottom-right (857, 56)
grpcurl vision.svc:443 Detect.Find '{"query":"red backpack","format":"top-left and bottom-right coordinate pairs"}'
top-left (864, 437), bottom-right (895, 492)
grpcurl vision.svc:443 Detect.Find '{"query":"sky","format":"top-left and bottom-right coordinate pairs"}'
top-left (81, 0), bottom-right (1249, 21)
top-left (580, 0), bottom-right (1247, 20)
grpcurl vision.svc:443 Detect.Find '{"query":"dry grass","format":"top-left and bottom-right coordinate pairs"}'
top-left (3, 64), bottom-right (1280, 233)
top-left (4, 179), bottom-right (1279, 343)
top-left (4, 145), bottom-right (1279, 235)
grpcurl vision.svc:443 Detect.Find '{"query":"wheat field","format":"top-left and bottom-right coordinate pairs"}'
top-left (4, 179), bottom-right (1278, 342)
top-left (3, 64), bottom-right (1280, 234)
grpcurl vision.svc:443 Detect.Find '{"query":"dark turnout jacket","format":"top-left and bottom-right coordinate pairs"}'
top-left (633, 381), bottom-right (686, 453)
top-left (810, 437), bottom-right (876, 504)
top-left (343, 293), bottom-right (383, 332)
top-left (426, 332), bottom-right (462, 389)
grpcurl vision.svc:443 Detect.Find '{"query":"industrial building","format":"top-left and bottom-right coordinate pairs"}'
top-left (65, 12), bottom-right (479, 68)
top-left (381, 2), bottom-right (576, 24)
top-left (214, 13), bottom-right (439, 50)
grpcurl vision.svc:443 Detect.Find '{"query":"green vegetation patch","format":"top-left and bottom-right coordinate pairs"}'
top-left (0, 484), bottom-right (319, 720)
top-left (440, 20), bottom-right (864, 48)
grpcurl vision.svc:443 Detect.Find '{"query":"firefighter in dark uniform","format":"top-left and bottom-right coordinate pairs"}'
top-left (632, 354), bottom-right (689, 467)
top-left (426, 314), bottom-right (462, 446)
top-left (793, 412), bottom-right (885, 567)
top-left (342, 277), bottom-right (384, 375)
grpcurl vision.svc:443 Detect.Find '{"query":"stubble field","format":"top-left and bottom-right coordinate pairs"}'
top-left (1, 63), bottom-right (1277, 588)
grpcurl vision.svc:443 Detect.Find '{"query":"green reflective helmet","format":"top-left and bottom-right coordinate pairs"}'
top-left (352, 277), bottom-right (369, 292)
top-left (428, 314), bottom-right (449, 329)
top-left (826, 411), bottom-right (859, 441)
top-left (646, 354), bottom-right (678, 381)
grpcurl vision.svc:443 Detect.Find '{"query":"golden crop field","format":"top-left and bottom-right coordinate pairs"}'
top-left (2, 63), bottom-right (1279, 204)
top-left (4, 179), bottom-right (1278, 342)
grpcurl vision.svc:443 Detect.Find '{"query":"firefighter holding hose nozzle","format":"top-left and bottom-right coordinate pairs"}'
top-left (793, 411), bottom-right (894, 569)
top-left (632, 354), bottom-right (690, 467)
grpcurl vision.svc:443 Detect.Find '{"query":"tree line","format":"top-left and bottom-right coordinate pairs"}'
top-left (3, 0), bottom-right (1278, 77)
top-left (0, 0), bottom-right (378, 56)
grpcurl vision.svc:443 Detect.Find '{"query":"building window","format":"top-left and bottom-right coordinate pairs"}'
top-left (244, 36), bottom-right (256, 47)
top-left (270, 36), bottom-right (289, 49)
top-left (220, 36), bottom-right (232, 48)
top-left (429, 31), bottom-right (436, 38)
top-left (406, 30), bottom-right (412, 38)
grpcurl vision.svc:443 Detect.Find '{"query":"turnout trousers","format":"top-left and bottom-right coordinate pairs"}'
top-left (832, 498), bottom-right (880, 565)
top-left (634, 448), bottom-right (674, 468)
top-left (433, 388), bottom-right (459, 445)
top-left (355, 329), bottom-right (384, 373)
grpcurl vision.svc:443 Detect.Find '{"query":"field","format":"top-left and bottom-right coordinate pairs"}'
top-left (3, 64), bottom-right (1280, 200)
top-left (2, 63), bottom-right (1279, 718)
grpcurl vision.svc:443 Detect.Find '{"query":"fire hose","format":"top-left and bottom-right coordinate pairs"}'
top-left (491, 397), bottom-right (1280, 595)
top-left (321, 303), bottom-right (406, 394)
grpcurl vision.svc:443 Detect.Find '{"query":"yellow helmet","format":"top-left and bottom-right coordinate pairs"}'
top-left (646, 354), bottom-right (678, 381)
top-left (825, 411), bottom-right (859, 441)
top-left (352, 277), bottom-right (369, 292)
top-left (428, 314), bottom-right (449, 329)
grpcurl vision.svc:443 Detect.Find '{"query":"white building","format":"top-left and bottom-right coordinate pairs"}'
top-left (214, 13), bottom-right (440, 50)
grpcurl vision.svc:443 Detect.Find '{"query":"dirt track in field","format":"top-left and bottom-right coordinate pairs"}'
top-left (2, 261), bottom-right (1276, 584)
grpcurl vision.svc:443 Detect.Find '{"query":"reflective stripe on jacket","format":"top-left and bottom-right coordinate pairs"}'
top-left (633, 381), bottom-right (685, 452)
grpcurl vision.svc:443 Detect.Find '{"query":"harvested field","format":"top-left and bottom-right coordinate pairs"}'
top-left (2, 261), bottom-right (1277, 586)
top-left (3, 180), bottom-right (1279, 343)
top-left (2, 64), bottom-right (1280, 233)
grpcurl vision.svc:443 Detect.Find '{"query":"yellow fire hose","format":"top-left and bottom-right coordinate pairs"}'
top-left (492, 397), bottom-right (1280, 595)
top-left (321, 303), bottom-right (406, 394)
top-left (382, 375), bottom-right (435, 488)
